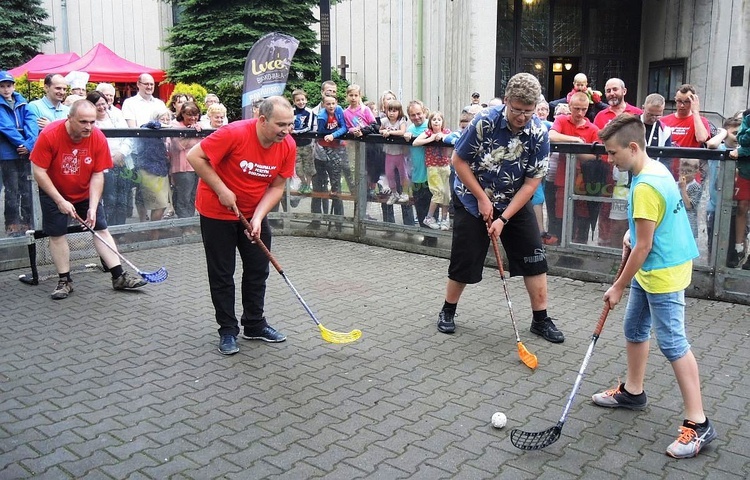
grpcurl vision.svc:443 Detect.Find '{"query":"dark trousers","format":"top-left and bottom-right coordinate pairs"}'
top-left (413, 182), bottom-right (433, 226)
top-left (172, 171), bottom-right (198, 218)
top-left (544, 180), bottom-right (562, 239)
top-left (1, 158), bottom-right (32, 227)
top-left (103, 167), bottom-right (133, 226)
top-left (200, 215), bottom-right (271, 336)
top-left (311, 158), bottom-right (330, 216)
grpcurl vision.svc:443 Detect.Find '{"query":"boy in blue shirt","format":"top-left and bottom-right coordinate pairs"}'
top-left (593, 114), bottom-right (716, 459)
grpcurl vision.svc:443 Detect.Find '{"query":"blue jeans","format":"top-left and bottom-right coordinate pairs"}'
top-left (623, 279), bottom-right (690, 362)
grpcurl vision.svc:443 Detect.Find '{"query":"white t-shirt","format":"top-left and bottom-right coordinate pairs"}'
top-left (121, 94), bottom-right (166, 127)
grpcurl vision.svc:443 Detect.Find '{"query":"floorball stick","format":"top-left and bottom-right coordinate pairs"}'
top-left (238, 212), bottom-right (362, 344)
top-left (490, 235), bottom-right (538, 370)
top-left (510, 246), bottom-right (631, 450)
top-left (73, 214), bottom-right (168, 283)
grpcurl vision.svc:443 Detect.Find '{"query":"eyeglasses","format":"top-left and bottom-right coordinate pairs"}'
top-left (675, 99), bottom-right (691, 106)
top-left (507, 106), bottom-right (536, 118)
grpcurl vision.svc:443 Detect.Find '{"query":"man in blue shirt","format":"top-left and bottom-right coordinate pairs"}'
top-left (28, 74), bottom-right (70, 130)
top-left (436, 72), bottom-right (564, 343)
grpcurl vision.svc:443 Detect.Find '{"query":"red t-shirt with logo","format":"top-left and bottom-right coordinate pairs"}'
top-left (551, 115), bottom-right (600, 187)
top-left (660, 113), bottom-right (711, 148)
top-left (593, 103), bottom-right (643, 130)
top-left (30, 120), bottom-right (113, 203)
top-left (195, 119), bottom-right (296, 220)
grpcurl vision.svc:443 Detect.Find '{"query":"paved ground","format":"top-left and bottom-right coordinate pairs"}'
top-left (1, 237), bottom-right (748, 479)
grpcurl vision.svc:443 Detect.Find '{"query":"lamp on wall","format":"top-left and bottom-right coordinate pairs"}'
top-left (553, 63), bottom-right (563, 72)
top-left (564, 63), bottom-right (573, 71)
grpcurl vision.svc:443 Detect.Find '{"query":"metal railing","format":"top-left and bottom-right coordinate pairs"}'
top-left (2, 128), bottom-right (747, 304)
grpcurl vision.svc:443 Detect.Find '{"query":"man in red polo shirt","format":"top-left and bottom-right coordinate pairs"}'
top-left (549, 92), bottom-right (601, 244)
top-left (593, 78), bottom-right (643, 129)
top-left (593, 78), bottom-right (643, 246)
top-left (660, 84), bottom-right (710, 149)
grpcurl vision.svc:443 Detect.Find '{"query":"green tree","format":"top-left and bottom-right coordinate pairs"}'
top-left (164, 0), bottom-right (320, 119)
top-left (0, 0), bottom-right (55, 69)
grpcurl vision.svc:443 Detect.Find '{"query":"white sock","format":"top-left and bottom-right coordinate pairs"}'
top-left (736, 244), bottom-right (744, 253)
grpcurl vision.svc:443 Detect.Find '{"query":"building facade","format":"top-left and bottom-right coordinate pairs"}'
top-left (39, 0), bottom-right (172, 72)
top-left (37, 0), bottom-right (749, 125)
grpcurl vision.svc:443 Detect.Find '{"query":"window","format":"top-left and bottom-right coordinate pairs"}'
top-left (648, 59), bottom-right (686, 100)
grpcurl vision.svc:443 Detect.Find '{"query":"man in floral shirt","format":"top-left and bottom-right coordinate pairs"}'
top-left (436, 72), bottom-right (564, 344)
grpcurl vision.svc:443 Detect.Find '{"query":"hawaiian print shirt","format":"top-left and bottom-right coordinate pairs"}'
top-left (453, 106), bottom-right (549, 217)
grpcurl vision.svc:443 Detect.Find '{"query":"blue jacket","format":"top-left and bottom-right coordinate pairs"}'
top-left (0, 91), bottom-right (38, 161)
top-left (316, 106), bottom-right (348, 139)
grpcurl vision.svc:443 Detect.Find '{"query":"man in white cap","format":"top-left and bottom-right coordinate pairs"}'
top-left (65, 71), bottom-right (90, 97)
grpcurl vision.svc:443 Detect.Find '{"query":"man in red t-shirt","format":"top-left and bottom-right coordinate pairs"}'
top-left (187, 96), bottom-right (296, 355)
top-left (593, 78), bottom-right (643, 247)
top-left (549, 92), bottom-right (601, 244)
top-left (30, 100), bottom-right (147, 300)
top-left (660, 84), bottom-right (711, 149)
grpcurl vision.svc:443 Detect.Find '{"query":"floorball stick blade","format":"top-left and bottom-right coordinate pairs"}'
top-left (318, 324), bottom-right (362, 344)
top-left (140, 266), bottom-right (169, 283)
top-left (510, 423), bottom-right (562, 450)
top-left (518, 342), bottom-right (538, 369)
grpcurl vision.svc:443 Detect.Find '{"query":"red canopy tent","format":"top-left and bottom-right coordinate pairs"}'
top-left (26, 43), bottom-right (166, 83)
top-left (8, 52), bottom-right (81, 78)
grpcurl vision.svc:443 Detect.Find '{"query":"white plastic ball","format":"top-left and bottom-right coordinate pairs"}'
top-left (491, 412), bottom-right (507, 429)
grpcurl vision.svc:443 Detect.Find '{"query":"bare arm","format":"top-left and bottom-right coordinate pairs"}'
top-left (32, 164), bottom-right (76, 218)
top-left (705, 128), bottom-right (726, 149)
top-left (186, 142), bottom-right (237, 215)
top-left (603, 219), bottom-right (655, 308)
top-left (248, 176), bottom-right (286, 237)
top-left (549, 129), bottom-right (584, 143)
top-left (689, 94), bottom-right (709, 144)
top-left (412, 131), bottom-right (437, 146)
top-left (86, 172), bottom-right (105, 226)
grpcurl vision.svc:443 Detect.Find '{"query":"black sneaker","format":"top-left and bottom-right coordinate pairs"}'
top-left (742, 257), bottom-right (750, 270)
top-left (591, 383), bottom-right (648, 410)
top-left (437, 309), bottom-right (456, 334)
top-left (666, 418), bottom-right (717, 458)
top-left (51, 279), bottom-right (73, 300)
top-left (219, 334), bottom-right (239, 355)
top-left (530, 317), bottom-right (565, 343)
top-left (242, 325), bottom-right (287, 343)
top-left (727, 249), bottom-right (744, 268)
top-left (112, 272), bottom-right (147, 290)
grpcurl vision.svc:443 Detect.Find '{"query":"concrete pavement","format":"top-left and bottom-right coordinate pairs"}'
top-left (1, 237), bottom-right (748, 479)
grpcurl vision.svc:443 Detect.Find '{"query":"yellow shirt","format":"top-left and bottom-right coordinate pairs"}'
top-left (632, 178), bottom-right (693, 293)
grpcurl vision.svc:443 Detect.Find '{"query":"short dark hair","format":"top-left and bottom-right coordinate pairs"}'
top-left (676, 84), bottom-right (697, 95)
top-left (598, 114), bottom-right (646, 149)
top-left (85, 91), bottom-right (106, 106)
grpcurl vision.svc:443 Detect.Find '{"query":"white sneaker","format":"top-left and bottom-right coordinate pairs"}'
top-left (386, 193), bottom-right (399, 205)
top-left (424, 217), bottom-right (440, 230)
top-left (440, 220), bottom-right (450, 231)
top-left (398, 193), bottom-right (410, 203)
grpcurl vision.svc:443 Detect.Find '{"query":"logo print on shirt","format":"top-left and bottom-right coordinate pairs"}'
top-left (62, 149), bottom-right (81, 175)
top-left (239, 160), bottom-right (276, 178)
